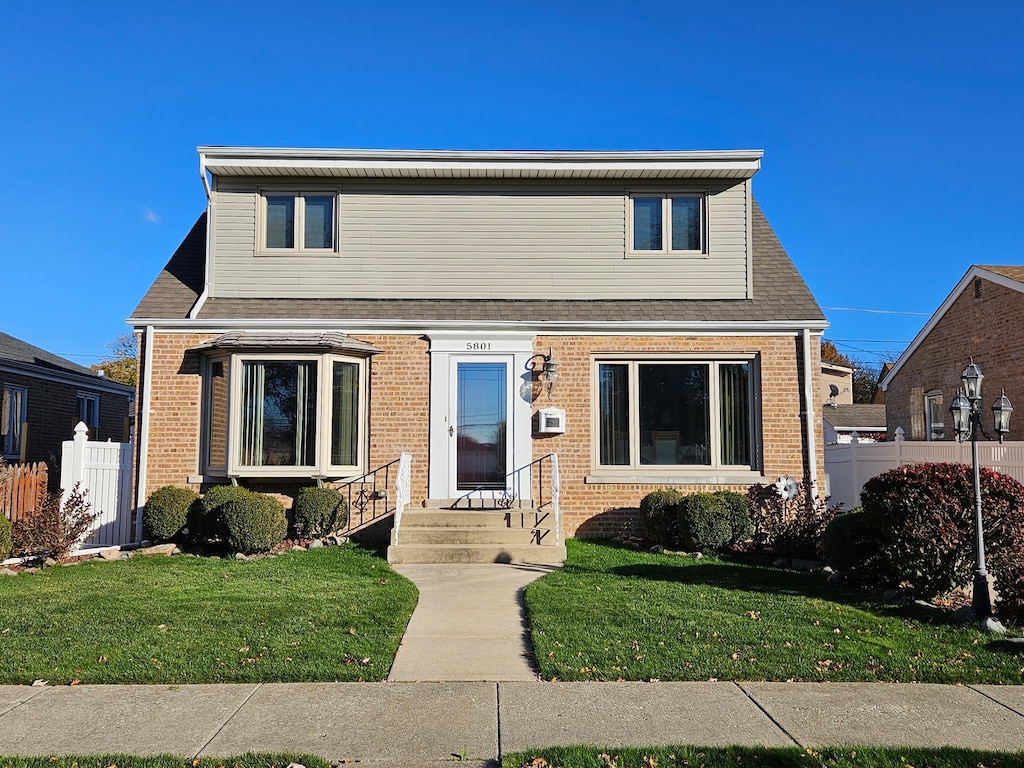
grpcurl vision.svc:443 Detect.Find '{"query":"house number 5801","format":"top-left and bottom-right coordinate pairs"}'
top-left (466, 342), bottom-right (492, 351)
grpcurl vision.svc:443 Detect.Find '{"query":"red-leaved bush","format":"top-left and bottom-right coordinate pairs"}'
top-left (860, 462), bottom-right (1024, 618)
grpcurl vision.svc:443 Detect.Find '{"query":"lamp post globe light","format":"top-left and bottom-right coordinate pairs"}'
top-left (948, 358), bottom-right (1012, 624)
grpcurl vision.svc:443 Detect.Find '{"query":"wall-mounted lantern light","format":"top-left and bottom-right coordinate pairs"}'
top-left (530, 348), bottom-right (559, 400)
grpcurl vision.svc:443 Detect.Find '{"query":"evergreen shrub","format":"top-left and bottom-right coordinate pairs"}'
top-left (143, 485), bottom-right (199, 542)
top-left (291, 486), bottom-right (348, 538)
top-left (221, 491), bottom-right (288, 554)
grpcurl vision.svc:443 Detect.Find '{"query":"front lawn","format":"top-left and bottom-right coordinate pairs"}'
top-left (525, 540), bottom-right (1024, 683)
top-left (0, 546), bottom-right (417, 684)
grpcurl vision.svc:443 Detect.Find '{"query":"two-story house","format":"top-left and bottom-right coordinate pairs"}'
top-left (130, 147), bottom-right (827, 562)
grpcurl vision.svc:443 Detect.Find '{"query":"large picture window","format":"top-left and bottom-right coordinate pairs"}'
top-left (201, 352), bottom-right (367, 478)
top-left (596, 358), bottom-right (755, 471)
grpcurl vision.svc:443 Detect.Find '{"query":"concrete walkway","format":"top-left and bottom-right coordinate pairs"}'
top-left (3, 564), bottom-right (1024, 764)
top-left (388, 563), bottom-right (555, 681)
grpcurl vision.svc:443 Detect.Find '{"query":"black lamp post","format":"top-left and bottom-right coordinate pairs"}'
top-left (948, 358), bottom-right (1013, 621)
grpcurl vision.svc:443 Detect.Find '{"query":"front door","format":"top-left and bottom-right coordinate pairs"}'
top-left (449, 357), bottom-right (513, 495)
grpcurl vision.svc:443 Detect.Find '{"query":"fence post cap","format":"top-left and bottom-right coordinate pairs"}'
top-left (73, 421), bottom-right (89, 440)
top-left (895, 426), bottom-right (905, 443)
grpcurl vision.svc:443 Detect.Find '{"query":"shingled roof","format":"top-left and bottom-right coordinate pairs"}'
top-left (0, 331), bottom-right (134, 393)
top-left (133, 201), bottom-right (824, 325)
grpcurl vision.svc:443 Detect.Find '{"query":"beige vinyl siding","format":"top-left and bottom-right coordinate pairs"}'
top-left (210, 179), bottom-right (749, 300)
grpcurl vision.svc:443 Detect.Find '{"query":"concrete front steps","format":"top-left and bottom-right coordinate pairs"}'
top-left (387, 501), bottom-right (566, 565)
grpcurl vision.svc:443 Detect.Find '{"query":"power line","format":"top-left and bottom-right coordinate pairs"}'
top-left (822, 306), bottom-right (930, 317)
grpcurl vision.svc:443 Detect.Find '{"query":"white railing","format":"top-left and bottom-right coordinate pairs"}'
top-left (392, 452), bottom-right (412, 545)
top-left (61, 422), bottom-right (134, 548)
top-left (824, 429), bottom-right (1024, 510)
top-left (550, 452), bottom-right (561, 546)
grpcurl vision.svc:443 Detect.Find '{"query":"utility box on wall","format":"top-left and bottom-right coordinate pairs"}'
top-left (536, 407), bottom-right (566, 434)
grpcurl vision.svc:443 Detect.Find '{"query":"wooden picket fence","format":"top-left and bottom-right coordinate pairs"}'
top-left (0, 461), bottom-right (48, 523)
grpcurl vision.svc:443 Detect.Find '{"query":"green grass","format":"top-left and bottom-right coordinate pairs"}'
top-left (0, 755), bottom-right (329, 768)
top-left (0, 546), bottom-right (417, 684)
top-left (502, 745), bottom-right (1024, 768)
top-left (525, 540), bottom-right (1024, 683)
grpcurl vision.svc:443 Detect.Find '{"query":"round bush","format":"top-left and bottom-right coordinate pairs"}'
top-left (860, 462), bottom-right (1024, 601)
top-left (221, 491), bottom-right (288, 554)
top-left (0, 514), bottom-right (12, 560)
top-left (714, 490), bottom-right (753, 546)
top-left (143, 485), bottom-right (199, 542)
top-left (195, 484), bottom-right (251, 543)
top-left (292, 486), bottom-right (349, 538)
top-left (821, 507), bottom-right (895, 588)
top-left (676, 492), bottom-right (732, 552)
top-left (639, 489), bottom-right (684, 546)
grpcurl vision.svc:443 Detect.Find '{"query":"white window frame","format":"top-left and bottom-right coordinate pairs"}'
top-left (1, 384), bottom-right (28, 460)
top-left (627, 190), bottom-right (708, 256)
top-left (203, 351), bottom-right (368, 479)
top-left (257, 188), bottom-right (339, 254)
top-left (590, 353), bottom-right (760, 476)
top-left (925, 390), bottom-right (945, 441)
top-left (77, 391), bottom-right (100, 438)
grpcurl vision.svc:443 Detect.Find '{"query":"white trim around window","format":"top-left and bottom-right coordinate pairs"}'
top-left (76, 391), bottom-right (100, 437)
top-left (925, 390), bottom-right (945, 441)
top-left (257, 188), bottom-right (339, 254)
top-left (1, 384), bottom-right (28, 460)
top-left (589, 353), bottom-right (761, 480)
top-left (200, 351), bottom-right (368, 479)
top-left (627, 190), bottom-right (708, 256)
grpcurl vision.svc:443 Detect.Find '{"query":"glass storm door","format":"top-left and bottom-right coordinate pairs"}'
top-left (451, 359), bottom-right (511, 492)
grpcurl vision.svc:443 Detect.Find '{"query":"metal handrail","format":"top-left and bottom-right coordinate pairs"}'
top-left (334, 453), bottom-right (412, 536)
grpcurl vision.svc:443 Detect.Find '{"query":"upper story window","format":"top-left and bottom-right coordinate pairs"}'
top-left (594, 356), bottom-right (757, 472)
top-left (629, 193), bottom-right (706, 255)
top-left (261, 190), bottom-right (337, 252)
top-left (1, 384), bottom-right (27, 460)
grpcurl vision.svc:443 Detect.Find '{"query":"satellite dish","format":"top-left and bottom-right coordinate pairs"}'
top-left (829, 384), bottom-right (840, 397)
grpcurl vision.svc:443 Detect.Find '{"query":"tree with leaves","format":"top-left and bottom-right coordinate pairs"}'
top-left (91, 332), bottom-right (137, 387)
top-left (820, 339), bottom-right (883, 404)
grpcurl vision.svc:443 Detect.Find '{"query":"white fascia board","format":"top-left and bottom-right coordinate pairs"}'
top-left (0, 360), bottom-right (135, 397)
top-left (198, 147), bottom-right (763, 179)
top-left (128, 316), bottom-right (828, 336)
top-left (881, 265), bottom-right (1024, 391)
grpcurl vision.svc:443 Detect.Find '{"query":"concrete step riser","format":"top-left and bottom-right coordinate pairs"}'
top-left (395, 527), bottom-right (555, 546)
top-left (387, 543), bottom-right (567, 565)
top-left (401, 511), bottom-right (550, 528)
top-left (421, 498), bottom-right (540, 510)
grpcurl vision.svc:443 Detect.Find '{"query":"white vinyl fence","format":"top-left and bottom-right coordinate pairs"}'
top-left (824, 428), bottom-right (1024, 510)
top-left (61, 421), bottom-right (134, 549)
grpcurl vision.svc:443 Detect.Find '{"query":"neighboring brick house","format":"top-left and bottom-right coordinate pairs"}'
top-left (1, 331), bottom-right (134, 466)
top-left (882, 265), bottom-right (1024, 441)
top-left (130, 147), bottom-right (827, 559)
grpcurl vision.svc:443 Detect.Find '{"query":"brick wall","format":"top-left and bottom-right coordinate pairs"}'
top-left (140, 330), bottom-right (822, 536)
top-left (1, 371), bottom-right (131, 466)
top-left (886, 277), bottom-right (1024, 441)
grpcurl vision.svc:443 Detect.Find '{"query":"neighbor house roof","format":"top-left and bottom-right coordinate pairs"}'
top-left (821, 403), bottom-right (887, 431)
top-left (132, 201), bottom-right (826, 329)
top-left (881, 265), bottom-right (1024, 390)
top-left (0, 331), bottom-right (135, 395)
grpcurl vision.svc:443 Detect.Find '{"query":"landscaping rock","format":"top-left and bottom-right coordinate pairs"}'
top-left (234, 552), bottom-right (249, 561)
top-left (982, 616), bottom-right (1008, 634)
top-left (42, 558), bottom-right (58, 568)
top-left (137, 543), bottom-right (176, 557)
top-left (882, 589), bottom-right (905, 602)
top-left (649, 545), bottom-right (664, 554)
top-left (950, 606), bottom-right (976, 624)
top-left (826, 571), bottom-right (843, 585)
top-left (290, 545), bottom-right (305, 551)
top-left (792, 558), bottom-right (825, 571)
top-left (120, 552), bottom-right (134, 560)
top-left (912, 599), bottom-right (945, 620)
top-left (1, 568), bottom-right (17, 576)
top-left (689, 551), bottom-right (703, 559)
top-left (286, 763), bottom-right (306, 768)
top-left (308, 539), bottom-right (324, 549)
top-left (99, 549), bottom-right (122, 561)
top-left (23, 567), bottom-right (39, 575)
top-left (773, 558), bottom-right (789, 568)
top-left (61, 560), bottom-right (79, 566)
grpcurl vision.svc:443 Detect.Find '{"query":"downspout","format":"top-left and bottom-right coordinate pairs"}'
top-left (188, 153), bottom-right (213, 319)
top-left (134, 325), bottom-right (155, 542)
top-left (802, 327), bottom-right (819, 498)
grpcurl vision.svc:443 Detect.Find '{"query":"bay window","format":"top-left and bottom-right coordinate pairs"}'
top-left (595, 357), bottom-right (756, 472)
top-left (200, 351), bottom-right (367, 478)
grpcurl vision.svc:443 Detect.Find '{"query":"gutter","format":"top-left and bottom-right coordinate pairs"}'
top-left (188, 152), bottom-right (213, 319)
top-left (802, 327), bottom-right (819, 497)
top-left (134, 325), bottom-right (155, 543)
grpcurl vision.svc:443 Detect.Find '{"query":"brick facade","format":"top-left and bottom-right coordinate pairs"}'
top-left (140, 329), bottom-right (822, 539)
top-left (886, 276), bottom-right (1024, 441)
top-left (1, 370), bottom-right (131, 467)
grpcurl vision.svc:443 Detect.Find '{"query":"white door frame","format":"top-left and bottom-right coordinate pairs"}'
top-left (427, 332), bottom-right (535, 501)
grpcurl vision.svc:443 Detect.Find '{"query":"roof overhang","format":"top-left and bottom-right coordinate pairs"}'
top-left (881, 265), bottom-right (1024, 390)
top-left (192, 331), bottom-right (382, 355)
top-left (198, 146), bottom-right (763, 181)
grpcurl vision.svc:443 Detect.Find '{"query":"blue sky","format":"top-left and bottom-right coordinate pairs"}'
top-left (2, 1), bottom-right (1022, 372)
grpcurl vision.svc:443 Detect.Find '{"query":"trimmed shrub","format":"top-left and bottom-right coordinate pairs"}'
top-left (194, 484), bottom-right (251, 543)
top-left (639, 489), bottom-right (685, 546)
top-left (715, 490), bottom-right (753, 547)
top-left (292, 486), bottom-right (348, 538)
top-left (11, 484), bottom-right (96, 560)
top-left (860, 462), bottom-right (1024, 601)
top-left (821, 507), bottom-right (895, 587)
top-left (143, 486), bottom-right (199, 543)
top-left (676, 492), bottom-right (732, 552)
top-left (221, 491), bottom-right (288, 554)
top-left (0, 513), bottom-right (12, 560)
